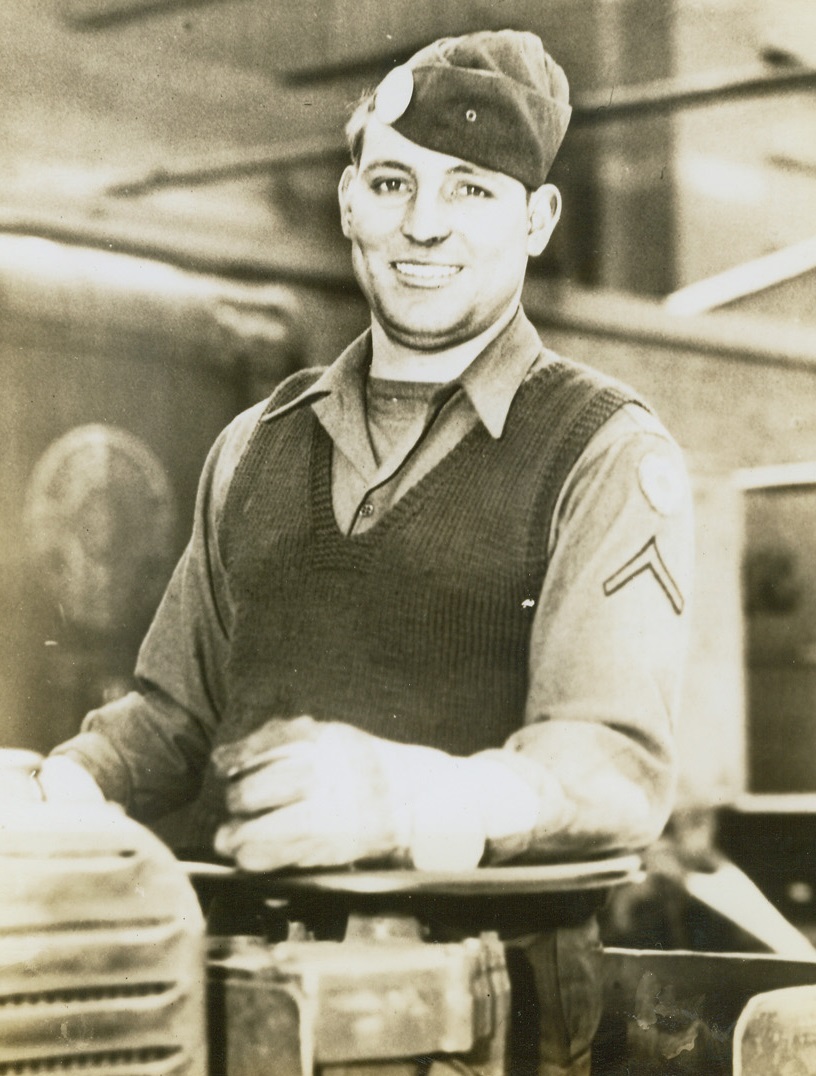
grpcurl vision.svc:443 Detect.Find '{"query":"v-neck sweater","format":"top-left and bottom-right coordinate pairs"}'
top-left (162, 358), bottom-right (628, 839)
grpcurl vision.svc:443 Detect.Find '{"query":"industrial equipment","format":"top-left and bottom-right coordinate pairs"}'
top-left (198, 857), bottom-right (641, 1076)
top-left (3, 745), bottom-right (816, 1075)
top-left (208, 921), bottom-right (509, 1075)
top-left (0, 750), bottom-right (207, 1076)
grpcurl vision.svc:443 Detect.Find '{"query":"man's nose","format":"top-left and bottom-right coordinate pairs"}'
top-left (401, 187), bottom-right (450, 244)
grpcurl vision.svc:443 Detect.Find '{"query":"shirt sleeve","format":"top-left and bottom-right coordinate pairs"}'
top-left (50, 402), bottom-right (265, 821)
top-left (479, 403), bottom-right (695, 861)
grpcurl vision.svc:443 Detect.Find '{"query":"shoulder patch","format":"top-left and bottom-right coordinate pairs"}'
top-left (638, 451), bottom-right (685, 516)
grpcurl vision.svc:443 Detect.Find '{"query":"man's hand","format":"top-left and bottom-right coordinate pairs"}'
top-left (212, 716), bottom-right (555, 873)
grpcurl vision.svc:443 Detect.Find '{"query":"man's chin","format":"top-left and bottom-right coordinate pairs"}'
top-left (383, 327), bottom-right (473, 352)
top-left (375, 310), bottom-right (480, 352)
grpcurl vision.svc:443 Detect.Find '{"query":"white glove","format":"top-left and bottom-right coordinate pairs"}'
top-left (212, 716), bottom-right (569, 872)
top-left (36, 756), bottom-right (106, 803)
top-left (0, 748), bottom-right (47, 803)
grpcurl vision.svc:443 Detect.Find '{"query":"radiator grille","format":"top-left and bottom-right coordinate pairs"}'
top-left (0, 1045), bottom-right (180, 1073)
top-left (0, 983), bottom-right (172, 1007)
top-left (0, 801), bottom-right (207, 1076)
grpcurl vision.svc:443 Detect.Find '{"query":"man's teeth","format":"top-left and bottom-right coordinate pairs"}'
top-left (396, 262), bottom-right (460, 279)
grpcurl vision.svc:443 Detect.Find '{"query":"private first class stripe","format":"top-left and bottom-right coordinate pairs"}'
top-left (603, 536), bottom-right (684, 615)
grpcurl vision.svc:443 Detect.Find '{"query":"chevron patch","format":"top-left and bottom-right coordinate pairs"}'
top-left (603, 536), bottom-right (685, 615)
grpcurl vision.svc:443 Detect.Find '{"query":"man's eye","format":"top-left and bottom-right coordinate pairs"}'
top-left (371, 177), bottom-right (409, 194)
top-left (453, 182), bottom-right (491, 199)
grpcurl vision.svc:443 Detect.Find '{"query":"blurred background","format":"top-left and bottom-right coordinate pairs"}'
top-left (3, 0), bottom-right (816, 941)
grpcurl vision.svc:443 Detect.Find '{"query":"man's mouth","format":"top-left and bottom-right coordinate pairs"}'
top-left (393, 261), bottom-right (461, 285)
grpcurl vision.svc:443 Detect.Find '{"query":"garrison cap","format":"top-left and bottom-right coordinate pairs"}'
top-left (372, 29), bottom-right (572, 189)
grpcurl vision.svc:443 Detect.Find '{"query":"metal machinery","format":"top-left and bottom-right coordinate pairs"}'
top-left (207, 912), bottom-right (512, 1075)
top-left (198, 859), bottom-right (640, 1076)
top-left (5, 783), bottom-right (816, 1076)
top-left (0, 746), bottom-right (639, 1076)
top-left (196, 863), bottom-right (816, 1076)
top-left (0, 751), bottom-right (207, 1076)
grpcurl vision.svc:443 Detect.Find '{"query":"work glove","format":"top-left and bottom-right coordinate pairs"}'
top-left (212, 715), bottom-right (569, 873)
top-left (0, 749), bottom-right (48, 803)
top-left (36, 756), bottom-right (106, 803)
top-left (0, 749), bottom-right (105, 804)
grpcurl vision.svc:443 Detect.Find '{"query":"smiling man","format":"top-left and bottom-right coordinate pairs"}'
top-left (43, 29), bottom-right (694, 1075)
top-left (339, 117), bottom-right (558, 355)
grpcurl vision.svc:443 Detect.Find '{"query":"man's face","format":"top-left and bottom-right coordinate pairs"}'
top-left (339, 118), bottom-right (548, 351)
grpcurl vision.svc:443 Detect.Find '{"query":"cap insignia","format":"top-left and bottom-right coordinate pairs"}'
top-left (374, 65), bottom-right (414, 125)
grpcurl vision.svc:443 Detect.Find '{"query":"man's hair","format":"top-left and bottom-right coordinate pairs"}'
top-left (344, 91), bottom-right (376, 165)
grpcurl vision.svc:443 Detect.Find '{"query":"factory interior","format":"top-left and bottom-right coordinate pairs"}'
top-left (4, 1), bottom-right (816, 1073)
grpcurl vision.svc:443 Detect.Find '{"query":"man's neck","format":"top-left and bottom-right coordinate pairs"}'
top-left (370, 303), bottom-right (519, 383)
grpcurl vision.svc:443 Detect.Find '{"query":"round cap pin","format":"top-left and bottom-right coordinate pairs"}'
top-left (374, 65), bottom-right (414, 125)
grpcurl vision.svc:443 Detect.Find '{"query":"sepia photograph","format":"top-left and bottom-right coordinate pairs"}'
top-left (2, 2), bottom-right (816, 1073)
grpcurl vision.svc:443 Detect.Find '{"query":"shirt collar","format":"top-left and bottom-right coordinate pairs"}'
top-left (261, 306), bottom-right (545, 440)
top-left (261, 330), bottom-right (377, 477)
top-left (261, 330), bottom-right (372, 424)
top-left (455, 307), bottom-right (545, 438)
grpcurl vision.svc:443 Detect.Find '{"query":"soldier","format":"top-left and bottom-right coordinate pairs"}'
top-left (42, 30), bottom-right (693, 1074)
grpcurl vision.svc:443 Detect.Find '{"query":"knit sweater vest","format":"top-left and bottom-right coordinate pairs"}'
top-left (183, 356), bottom-right (638, 848)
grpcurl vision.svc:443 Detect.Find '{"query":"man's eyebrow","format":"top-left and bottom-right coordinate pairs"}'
top-left (448, 163), bottom-right (495, 179)
top-left (361, 159), bottom-right (413, 173)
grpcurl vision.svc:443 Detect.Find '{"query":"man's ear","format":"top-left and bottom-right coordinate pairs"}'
top-left (526, 183), bottom-right (562, 257)
top-left (338, 165), bottom-right (356, 238)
